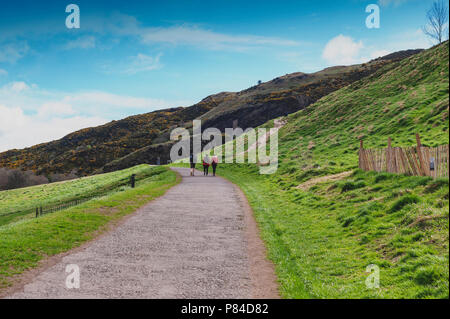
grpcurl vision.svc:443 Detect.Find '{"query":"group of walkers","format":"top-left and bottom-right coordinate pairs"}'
top-left (189, 154), bottom-right (219, 176)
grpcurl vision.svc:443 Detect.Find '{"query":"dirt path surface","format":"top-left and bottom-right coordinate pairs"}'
top-left (6, 168), bottom-right (279, 299)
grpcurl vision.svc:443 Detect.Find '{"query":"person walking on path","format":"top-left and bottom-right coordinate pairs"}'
top-left (190, 153), bottom-right (196, 176)
top-left (211, 155), bottom-right (219, 176)
top-left (203, 155), bottom-right (210, 176)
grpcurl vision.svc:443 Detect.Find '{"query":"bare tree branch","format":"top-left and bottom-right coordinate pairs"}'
top-left (422, 0), bottom-right (449, 44)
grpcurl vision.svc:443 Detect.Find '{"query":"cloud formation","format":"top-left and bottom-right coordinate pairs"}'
top-left (0, 41), bottom-right (29, 64)
top-left (378, 0), bottom-right (410, 7)
top-left (84, 14), bottom-right (301, 51)
top-left (64, 36), bottom-right (96, 50)
top-left (123, 53), bottom-right (163, 74)
top-left (0, 103), bottom-right (107, 152)
top-left (322, 30), bottom-right (431, 66)
top-left (0, 81), bottom-right (191, 152)
top-left (322, 35), bottom-right (364, 65)
top-left (139, 25), bottom-right (300, 50)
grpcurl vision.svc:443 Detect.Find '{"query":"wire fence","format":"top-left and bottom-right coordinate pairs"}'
top-left (0, 168), bottom-right (159, 225)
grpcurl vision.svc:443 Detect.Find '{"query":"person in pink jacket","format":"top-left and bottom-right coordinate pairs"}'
top-left (211, 155), bottom-right (219, 176)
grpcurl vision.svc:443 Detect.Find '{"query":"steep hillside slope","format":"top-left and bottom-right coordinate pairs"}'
top-left (0, 50), bottom-right (421, 176)
top-left (217, 42), bottom-right (449, 298)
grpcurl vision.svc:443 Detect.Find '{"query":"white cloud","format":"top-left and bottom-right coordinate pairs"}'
top-left (0, 81), bottom-right (185, 115)
top-left (123, 53), bottom-right (163, 74)
top-left (139, 26), bottom-right (300, 50)
top-left (0, 81), bottom-right (191, 151)
top-left (370, 49), bottom-right (392, 59)
top-left (8, 81), bottom-right (31, 93)
top-left (0, 69), bottom-right (7, 76)
top-left (37, 101), bottom-right (75, 118)
top-left (0, 103), bottom-right (107, 152)
top-left (0, 41), bottom-right (29, 63)
top-left (322, 29), bottom-right (433, 67)
top-left (322, 35), bottom-right (364, 65)
top-left (0, 105), bottom-right (27, 133)
top-left (64, 36), bottom-right (96, 50)
top-left (62, 90), bottom-right (177, 110)
top-left (388, 28), bottom-right (434, 50)
top-left (378, 0), bottom-right (410, 7)
top-left (84, 14), bottom-right (301, 51)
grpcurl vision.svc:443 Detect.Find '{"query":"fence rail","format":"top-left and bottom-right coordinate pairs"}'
top-left (359, 134), bottom-right (449, 179)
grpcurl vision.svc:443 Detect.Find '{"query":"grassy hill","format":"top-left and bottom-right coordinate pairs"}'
top-left (0, 50), bottom-right (421, 177)
top-left (215, 42), bottom-right (449, 298)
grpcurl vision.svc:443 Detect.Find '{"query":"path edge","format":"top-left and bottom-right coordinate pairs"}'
top-left (229, 179), bottom-right (281, 299)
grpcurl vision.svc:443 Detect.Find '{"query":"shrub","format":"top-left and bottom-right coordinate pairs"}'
top-left (0, 167), bottom-right (49, 191)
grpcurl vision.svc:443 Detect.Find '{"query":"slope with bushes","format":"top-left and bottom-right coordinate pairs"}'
top-left (0, 99), bottom-right (222, 176)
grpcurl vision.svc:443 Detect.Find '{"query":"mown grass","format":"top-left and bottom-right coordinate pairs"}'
top-left (0, 166), bottom-right (179, 290)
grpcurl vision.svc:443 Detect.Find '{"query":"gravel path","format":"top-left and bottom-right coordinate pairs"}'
top-left (7, 168), bottom-right (278, 299)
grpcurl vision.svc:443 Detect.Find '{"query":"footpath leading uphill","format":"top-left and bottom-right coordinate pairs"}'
top-left (7, 168), bottom-right (278, 299)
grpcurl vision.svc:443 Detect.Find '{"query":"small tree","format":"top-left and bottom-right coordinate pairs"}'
top-left (422, 0), bottom-right (449, 44)
top-left (5, 169), bottom-right (27, 190)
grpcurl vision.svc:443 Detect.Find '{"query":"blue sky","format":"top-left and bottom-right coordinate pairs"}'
top-left (0, 0), bottom-right (443, 151)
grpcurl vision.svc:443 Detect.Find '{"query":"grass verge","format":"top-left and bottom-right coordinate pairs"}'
top-left (217, 164), bottom-right (448, 299)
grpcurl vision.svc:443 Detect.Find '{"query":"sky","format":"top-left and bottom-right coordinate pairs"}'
top-left (0, 0), bottom-right (444, 152)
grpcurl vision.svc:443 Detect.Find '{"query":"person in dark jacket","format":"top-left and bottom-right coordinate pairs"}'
top-left (202, 155), bottom-right (210, 176)
top-left (189, 153), bottom-right (195, 176)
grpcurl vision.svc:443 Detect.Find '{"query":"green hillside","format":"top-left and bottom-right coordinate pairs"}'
top-left (217, 42), bottom-right (449, 298)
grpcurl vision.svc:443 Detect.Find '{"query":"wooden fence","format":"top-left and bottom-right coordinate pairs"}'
top-left (359, 134), bottom-right (449, 179)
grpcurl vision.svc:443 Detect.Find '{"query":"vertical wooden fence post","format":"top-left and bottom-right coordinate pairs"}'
top-left (387, 137), bottom-right (392, 173)
top-left (447, 144), bottom-right (449, 178)
top-left (359, 140), bottom-right (364, 170)
top-left (416, 133), bottom-right (427, 176)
